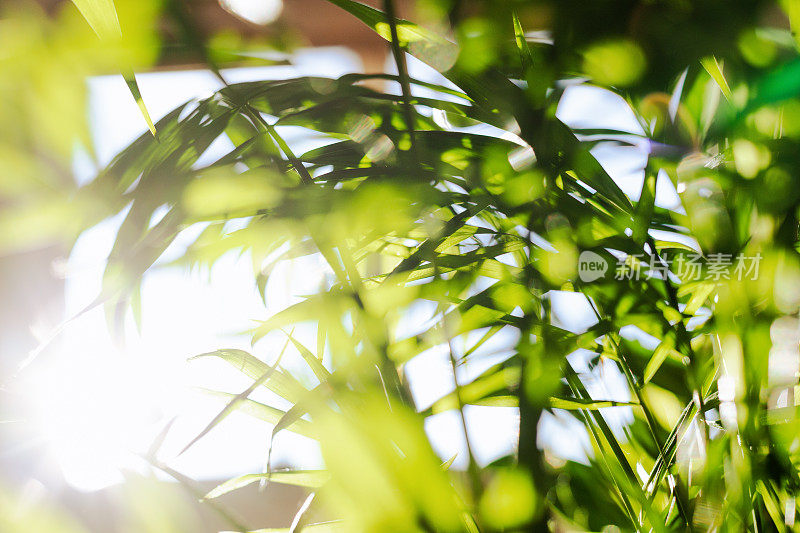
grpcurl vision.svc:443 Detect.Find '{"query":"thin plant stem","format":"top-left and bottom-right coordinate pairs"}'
top-left (383, 0), bottom-right (419, 160)
top-left (646, 236), bottom-right (708, 443)
top-left (584, 294), bottom-right (692, 524)
top-left (426, 221), bottom-right (483, 506)
top-left (564, 367), bottom-right (641, 531)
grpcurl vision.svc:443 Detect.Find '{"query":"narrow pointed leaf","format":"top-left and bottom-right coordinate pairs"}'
top-left (198, 389), bottom-right (316, 439)
top-left (205, 470), bottom-right (330, 499)
top-left (548, 396), bottom-right (639, 410)
top-left (700, 56), bottom-right (732, 101)
top-left (181, 343), bottom-right (290, 456)
top-left (643, 338), bottom-right (679, 384)
top-left (124, 70), bottom-right (157, 135)
top-left (190, 349), bottom-right (308, 403)
top-left (71, 0), bottom-right (156, 134)
top-left (285, 331), bottom-right (331, 382)
top-left (70, 0), bottom-right (121, 40)
top-left (512, 12), bottom-right (534, 74)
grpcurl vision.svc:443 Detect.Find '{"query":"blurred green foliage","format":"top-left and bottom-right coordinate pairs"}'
top-left (10, 0), bottom-right (800, 531)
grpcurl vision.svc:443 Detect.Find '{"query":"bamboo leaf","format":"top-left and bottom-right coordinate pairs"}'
top-left (422, 364), bottom-right (520, 416)
top-left (70, 0), bottom-right (121, 40)
top-left (190, 349), bottom-right (308, 403)
top-left (324, 0), bottom-right (459, 71)
top-left (643, 338), bottom-right (680, 384)
top-left (512, 12), bottom-right (534, 74)
top-left (633, 172), bottom-right (656, 245)
top-left (180, 341), bottom-right (291, 456)
top-left (548, 396), bottom-right (639, 410)
top-left (441, 454), bottom-right (458, 470)
top-left (700, 56), bottom-right (732, 101)
top-left (123, 70), bottom-right (157, 136)
top-left (198, 389), bottom-right (316, 439)
top-left (205, 470), bottom-right (330, 499)
top-left (285, 330), bottom-right (332, 382)
top-left (71, 0), bottom-right (156, 134)
top-left (682, 281), bottom-right (715, 316)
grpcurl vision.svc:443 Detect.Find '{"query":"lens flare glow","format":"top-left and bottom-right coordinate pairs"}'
top-left (220, 0), bottom-right (283, 25)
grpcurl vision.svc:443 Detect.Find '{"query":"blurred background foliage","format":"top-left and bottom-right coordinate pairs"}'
top-left (6, 0), bottom-right (800, 531)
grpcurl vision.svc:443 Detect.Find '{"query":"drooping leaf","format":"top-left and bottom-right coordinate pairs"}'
top-left (70, 0), bottom-right (156, 134)
top-left (198, 389), bottom-right (316, 439)
top-left (180, 341), bottom-right (290, 456)
top-left (205, 470), bottom-right (330, 499)
top-left (190, 349), bottom-right (308, 403)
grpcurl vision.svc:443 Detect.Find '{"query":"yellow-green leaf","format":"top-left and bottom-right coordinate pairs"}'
top-left (71, 0), bottom-right (121, 40)
top-left (549, 396), bottom-right (638, 410)
top-left (205, 470), bottom-right (330, 499)
top-left (71, 0), bottom-right (156, 134)
top-left (643, 339), bottom-right (680, 384)
top-left (700, 56), bottom-right (732, 101)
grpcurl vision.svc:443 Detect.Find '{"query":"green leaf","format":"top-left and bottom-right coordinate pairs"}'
top-left (205, 470), bottom-right (330, 499)
top-left (272, 400), bottom-right (310, 440)
top-left (700, 56), bottom-right (732, 101)
top-left (554, 120), bottom-right (633, 214)
top-left (633, 172), bottom-right (656, 245)
top-left (463, 325), bottom-right (504, 357)
top-left (441, 454), bottom-right (458, 470)
top-left (180, 342), bottom-right (290, 455)
top-left (421, 364), bottom-right (520, 416)
top-left (285, 331), bottom-right (332, 382)
top-left (71, 0), bottom-right (155, 134)
top-left (190, 349), bottom-right (308, 403)
top-left (198, 389), bottom-right (316, 439)
top-left (548, 397), bottom-right (639, 410)
top-left (512, 12), bottom-right (534, 75)
top-left (756, 481), bottom-right (785, 530)
top-left (123, 70), bottom-right (157, 136)
top-left (253, 291), bottom-right (354, 343)
top-left (70, 0), bottom-right (121, 40)
top-left (643, 338), bottom-right (679, 384)
top-left (680, 281), bottom-right (715, 316)
top-left (324, 0), bottom-right (459, 71)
